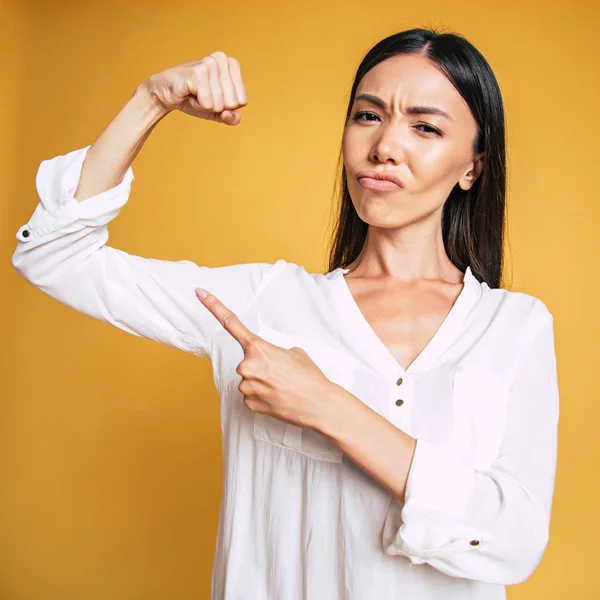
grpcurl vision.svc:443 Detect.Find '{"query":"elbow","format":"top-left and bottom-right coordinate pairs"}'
top-left (502, 525), bottom-right (550, 585)
top-left (12, 244), bottom-right (30, 281)
top-left (479, 517), bottom-right (550, 585)
top-left (12, 244), bottom-right (46, 287)
top-left (12, 241), bottom-right (64, 293)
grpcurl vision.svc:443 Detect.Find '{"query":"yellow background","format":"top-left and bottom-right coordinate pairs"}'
top-left (2, 0), bottom-right (598, 598)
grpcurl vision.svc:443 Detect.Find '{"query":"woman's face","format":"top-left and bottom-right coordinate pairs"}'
top-left (342, 53), bottom-right (484, 228)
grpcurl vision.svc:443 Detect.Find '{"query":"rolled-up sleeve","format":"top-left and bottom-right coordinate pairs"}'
top-left (12, 145), bottom-right (271, 359)
top-left (384, 311), bottom-right (560, 585)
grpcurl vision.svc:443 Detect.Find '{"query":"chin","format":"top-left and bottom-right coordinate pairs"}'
top-left (354, 204), bottom-right (393, 225)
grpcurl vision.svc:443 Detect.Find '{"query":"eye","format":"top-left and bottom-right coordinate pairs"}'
top-left (414, 123), bottom-right (442, 136)
top-left (351, 111), bottom-right (380, 122)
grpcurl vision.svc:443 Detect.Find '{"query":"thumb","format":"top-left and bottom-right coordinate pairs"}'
top-left (220, 109), bottom-right (241, 126)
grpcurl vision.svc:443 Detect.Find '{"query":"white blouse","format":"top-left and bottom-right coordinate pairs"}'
top-left (12, 145), bottom-right (560, 600)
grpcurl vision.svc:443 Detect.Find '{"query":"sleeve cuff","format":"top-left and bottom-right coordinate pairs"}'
top-left (16, 145), bottom-right (135, 243)
top-left (383, 438), bottom-right (490, 559)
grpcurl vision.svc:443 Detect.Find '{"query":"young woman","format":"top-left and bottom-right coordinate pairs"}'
top-left (12, 28), bottom-right (559, 600)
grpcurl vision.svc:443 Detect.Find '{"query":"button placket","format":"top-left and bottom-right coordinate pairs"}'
top-left (388, 373), bottom-right (410, 429)
top-left (395, 375), bottom-right (405, 407)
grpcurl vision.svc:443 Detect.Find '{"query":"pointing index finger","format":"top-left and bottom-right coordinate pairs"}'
top-left (195, 287), bottom-right (255, 349)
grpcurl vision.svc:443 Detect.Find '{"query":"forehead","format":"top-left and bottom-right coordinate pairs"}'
top-left (355, 53), bottom-right (471, 120)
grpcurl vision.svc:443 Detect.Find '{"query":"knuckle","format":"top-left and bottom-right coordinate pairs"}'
top-left (247, 337), bottom-right (265, 352)
top-left (237, 361), bottom-right (253, 380)
top-left (222, 315), bottom-right (238, 330)
top-left (211, 50), bottom-right (228, 59)
top-left (246, 337), bottom-right (260, 350)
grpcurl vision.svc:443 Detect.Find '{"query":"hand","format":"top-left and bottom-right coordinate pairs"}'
top-left (195, 287), bottom-right (338, 431)
top-left (138, 51), bottom-right (248, 125)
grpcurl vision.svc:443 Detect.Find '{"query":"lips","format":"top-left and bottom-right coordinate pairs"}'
top-left (356, 170), bottom-right (404, 188)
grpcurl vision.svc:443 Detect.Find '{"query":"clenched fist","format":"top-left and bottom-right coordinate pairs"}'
top-left (139, 51), bottom-right (248, 125)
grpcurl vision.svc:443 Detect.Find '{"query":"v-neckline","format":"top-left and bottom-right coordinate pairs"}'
top-left (328, 265), bottom-right (482, 377)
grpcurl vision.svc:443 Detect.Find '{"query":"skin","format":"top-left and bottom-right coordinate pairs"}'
top-left (342, 53), bottom-right (485, 371)
top-left (193, 54), bottom-right (487, 501)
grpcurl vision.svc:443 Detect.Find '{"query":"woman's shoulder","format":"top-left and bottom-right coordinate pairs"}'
top-left (482, 283), bottom-right (554, 339)
top-left (257, 258), bottom-right (334, 283)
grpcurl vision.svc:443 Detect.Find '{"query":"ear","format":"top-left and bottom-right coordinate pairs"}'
top-left (458, 152), bottom-right (485, 191)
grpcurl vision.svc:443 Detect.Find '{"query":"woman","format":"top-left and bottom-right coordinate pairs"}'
top-left (12, 28), bottom-right (559, 600)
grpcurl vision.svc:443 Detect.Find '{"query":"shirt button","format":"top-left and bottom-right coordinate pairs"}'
top-left (21, 228), bottom-right (30, 238)
top-left (469, 540), bottom-right (480, 546)
top-left (395, 399), bottom-right (404, 407)
top-left (396, 377), bottom-right (403, 386)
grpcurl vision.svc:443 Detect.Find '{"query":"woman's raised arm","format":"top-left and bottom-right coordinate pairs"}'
top-left (12, 52), bottom-right (269, 360)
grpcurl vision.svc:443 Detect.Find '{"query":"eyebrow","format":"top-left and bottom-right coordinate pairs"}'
top-left (353, 93), bottom-right (454, 121)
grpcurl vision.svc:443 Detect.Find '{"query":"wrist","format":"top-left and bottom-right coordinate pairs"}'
top-left (314, 383), bottom-right (359, 441)
top-left (130, 83), bottom-right (171, 128)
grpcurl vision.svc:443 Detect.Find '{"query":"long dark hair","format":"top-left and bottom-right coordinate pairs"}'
top-left (325, 27), bottom-right (507, 289)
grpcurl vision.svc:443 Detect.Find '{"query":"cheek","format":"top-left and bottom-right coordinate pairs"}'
top-left (412, 143), bottom-right (465, 182)
top-left (341, 132), bottom-right (351, 164)
top-left (412, 142), bottom-right (447, 167)
top-left (342, 127), bottom-right (363, 164)
top-left (349, 182), bottom-right (407, 224)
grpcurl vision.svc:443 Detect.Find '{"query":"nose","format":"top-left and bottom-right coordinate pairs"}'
top-left (369, 124), bottom-right (405, 165)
